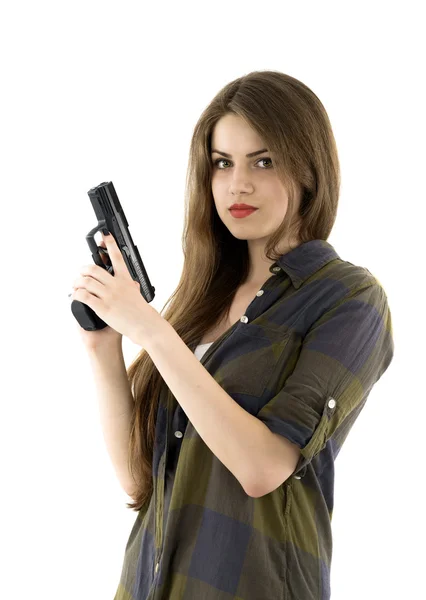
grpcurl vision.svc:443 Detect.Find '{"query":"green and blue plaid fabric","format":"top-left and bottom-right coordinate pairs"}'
top-left (114, 239), bottom-right (394, 600)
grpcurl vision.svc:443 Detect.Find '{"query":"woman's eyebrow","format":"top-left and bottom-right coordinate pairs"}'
top-left (211, 148), bottom-right (268, 158)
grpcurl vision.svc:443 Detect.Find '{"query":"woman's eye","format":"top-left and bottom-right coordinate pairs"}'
top-left (213, 157), bottom-right (273, 169)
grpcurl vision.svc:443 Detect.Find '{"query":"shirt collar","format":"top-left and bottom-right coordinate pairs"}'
top-left (268, 239), bottom-right (341, 289)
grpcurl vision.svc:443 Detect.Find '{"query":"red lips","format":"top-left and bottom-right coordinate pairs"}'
top-left (229, 203), bottom-right (258, 210)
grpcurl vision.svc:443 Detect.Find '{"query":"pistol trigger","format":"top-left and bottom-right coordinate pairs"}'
top-left (98, 246), bottom-right (112, 268)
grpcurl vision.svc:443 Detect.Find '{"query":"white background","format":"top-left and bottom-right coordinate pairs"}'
top-left (1, 1), bottom-right (424, 598)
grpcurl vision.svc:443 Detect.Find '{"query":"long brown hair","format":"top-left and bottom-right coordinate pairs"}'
top-left (125, 70), bottom-right (341, 511)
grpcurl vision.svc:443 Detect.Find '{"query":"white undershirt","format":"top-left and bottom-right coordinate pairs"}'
top-left (194, 341), bottom-right (214, 360)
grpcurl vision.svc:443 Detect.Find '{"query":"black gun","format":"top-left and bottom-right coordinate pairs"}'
top-left (70, 181), bottom-right (155, 331)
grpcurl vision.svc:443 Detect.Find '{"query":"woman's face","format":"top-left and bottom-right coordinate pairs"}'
top-left (210, 113), bottom-right (300, 246)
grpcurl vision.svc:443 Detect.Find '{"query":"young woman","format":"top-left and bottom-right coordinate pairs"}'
top-left (84, 70), bottom-right (394, 600)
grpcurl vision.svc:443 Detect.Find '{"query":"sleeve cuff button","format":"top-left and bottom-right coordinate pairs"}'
top-left (328, 398), bottom-right (336, 409)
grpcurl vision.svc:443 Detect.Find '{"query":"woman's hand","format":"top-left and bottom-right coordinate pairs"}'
top-left (71, 232), bottom-right (162, 346)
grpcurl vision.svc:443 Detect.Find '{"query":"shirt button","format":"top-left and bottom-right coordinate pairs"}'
top-left (328, 398), bottom-right (336, 409)
top-left (174, 431), bottom-right (183, 438)
top-left (240, 315), bottom-right (249, 323)
top-left (272, 266), bottom-right (281, 272)
top-left (256, 290), bottom-right (264, 296)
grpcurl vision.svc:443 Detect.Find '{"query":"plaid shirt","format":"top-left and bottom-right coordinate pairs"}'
top-left (114, 239), bottom-right (394, 600)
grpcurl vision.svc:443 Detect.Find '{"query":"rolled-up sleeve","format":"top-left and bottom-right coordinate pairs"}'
top-left (256, 281), bottom-right (394, 477)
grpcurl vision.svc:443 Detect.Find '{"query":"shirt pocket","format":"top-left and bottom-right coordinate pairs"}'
top-left (215, 324), bottom-right (290, 404)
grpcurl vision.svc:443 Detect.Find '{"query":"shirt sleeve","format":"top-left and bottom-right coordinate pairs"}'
top-left (256, 280), bottom-right (394, 478)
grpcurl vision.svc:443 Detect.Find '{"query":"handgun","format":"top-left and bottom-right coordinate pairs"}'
top-left (70, 181), bottom-right (156, 331)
